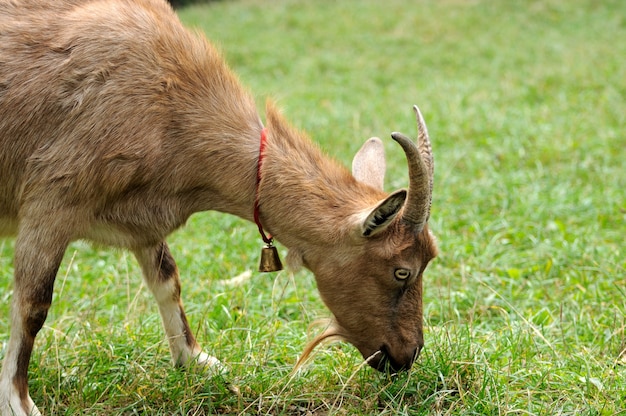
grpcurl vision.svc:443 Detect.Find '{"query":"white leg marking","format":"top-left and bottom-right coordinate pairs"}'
top-left (134, 243), bottom-right (224, 374)
top-left (0, 312), bottom-right (41, 416)
top-left (152, 284), bottom-right (225, 374)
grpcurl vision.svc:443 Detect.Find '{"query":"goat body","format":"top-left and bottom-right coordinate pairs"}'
top-left (0, 1), bottom-right (437, 415)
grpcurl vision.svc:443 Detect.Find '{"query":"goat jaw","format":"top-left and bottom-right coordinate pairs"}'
top-left (391, 105), bottom-right (434, 231)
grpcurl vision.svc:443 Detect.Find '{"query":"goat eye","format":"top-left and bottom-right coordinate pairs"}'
top-left (394, 268), bottom-right (411, 281)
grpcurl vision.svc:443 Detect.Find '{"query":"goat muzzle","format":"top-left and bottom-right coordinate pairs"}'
top-left (368, 344), bottom-right (422, 373)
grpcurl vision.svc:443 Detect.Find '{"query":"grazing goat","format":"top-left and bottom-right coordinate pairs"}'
top-left (0, 0), bottom-right (438, 414)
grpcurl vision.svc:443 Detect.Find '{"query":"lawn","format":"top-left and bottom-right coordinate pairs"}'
top-left (1, 0), bottom-right (625, 414)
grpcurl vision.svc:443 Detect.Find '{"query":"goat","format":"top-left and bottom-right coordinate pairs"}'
top-left (0, 0), bottom-right (438, 414)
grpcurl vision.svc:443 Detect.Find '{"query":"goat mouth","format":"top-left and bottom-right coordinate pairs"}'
top-left (366, 345), bottom-right (417, 373)
top-left (364, 350), bottom-right (385, 371)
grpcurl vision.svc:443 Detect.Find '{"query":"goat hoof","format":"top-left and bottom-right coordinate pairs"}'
top-left (193, 352), bottom-right (228, 376)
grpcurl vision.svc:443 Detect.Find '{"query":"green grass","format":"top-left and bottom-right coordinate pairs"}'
top-left (2, 0), bottom-right (625, 414)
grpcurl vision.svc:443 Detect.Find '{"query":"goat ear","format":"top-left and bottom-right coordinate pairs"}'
top-left (352, 137), bottom-right (386, 191)
top-left (361, 190), bottom-right (407, 237)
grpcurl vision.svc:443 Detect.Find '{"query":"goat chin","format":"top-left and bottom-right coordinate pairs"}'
top-left (294, 319), bottom-right (346, 371)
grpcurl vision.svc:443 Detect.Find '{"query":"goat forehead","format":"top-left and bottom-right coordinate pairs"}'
top-left (366, 228), bottom-right (426, 263)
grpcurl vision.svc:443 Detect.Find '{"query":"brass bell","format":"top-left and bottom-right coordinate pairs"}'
top-left (259, 243), bottom-right (283, 272)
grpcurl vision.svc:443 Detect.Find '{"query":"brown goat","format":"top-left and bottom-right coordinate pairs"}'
top-left (0, 0), bottom-right (437, 414)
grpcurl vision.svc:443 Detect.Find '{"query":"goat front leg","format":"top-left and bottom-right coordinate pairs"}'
top-left (133, 242), bottom-right (221, 370)
top-left (0, 222), bottom-right (69, 416)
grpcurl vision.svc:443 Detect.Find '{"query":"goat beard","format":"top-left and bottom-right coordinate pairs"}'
top-left (294, 318), bottom-right (347, 371)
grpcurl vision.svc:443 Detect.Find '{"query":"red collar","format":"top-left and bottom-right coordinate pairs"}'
top-left (254, 128), bottom-right (273, 245)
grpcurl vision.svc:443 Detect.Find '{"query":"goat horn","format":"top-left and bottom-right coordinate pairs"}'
top-left (391, 105), bottom-right (434, 230)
